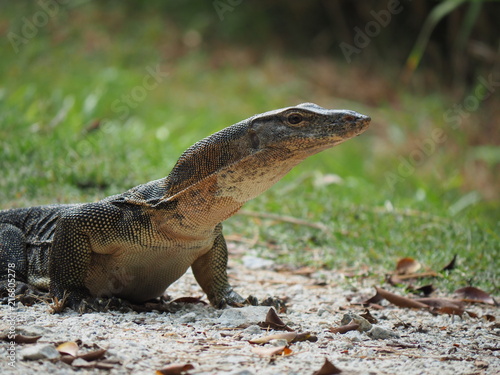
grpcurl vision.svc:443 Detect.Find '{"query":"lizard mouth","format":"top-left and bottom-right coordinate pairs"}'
top-left (332, 114), bottom-right (371, 139)
top-left (285, 114), bottom-right (371, 155)
top-left (341, 114), bottom-right (371, 138)
top-left (355, 116), bottom-right (371, 135)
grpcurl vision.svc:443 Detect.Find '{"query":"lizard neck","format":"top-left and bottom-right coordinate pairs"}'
top-left (155, 147), bottom-right (308, 233)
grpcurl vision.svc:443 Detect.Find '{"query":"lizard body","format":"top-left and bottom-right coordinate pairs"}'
top-left (0, 103), bottom-right (370, 309)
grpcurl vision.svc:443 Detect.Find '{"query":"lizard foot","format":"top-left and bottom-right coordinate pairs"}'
top-left (211, 290), bottom-right (287, 311)
top-left (74, 296), bottom-right (134, 314)
top-left (0, 281), bottom-right (49, 306)
top-left (50, 291), bottom-right (134, 314)
top-left (210, 287), bottom-right (247, 308)
top-left (259, 296), bottom-right (288, 313)
top-left (73, 296), bottom-right (187, 314)
top-left (241, 295), bottom-right (288, 312)
top-left (130, 298), bottom-right (179, 313)
top-left (236, 295), bottom-right (287, 313)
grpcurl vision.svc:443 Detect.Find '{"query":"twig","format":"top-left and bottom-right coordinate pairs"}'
top-left (369, 206), bottom-right (446, 222)
top-left (237, 210), bottom-right (329, 232)
top-left (392, 271), bottom-right (440, 280)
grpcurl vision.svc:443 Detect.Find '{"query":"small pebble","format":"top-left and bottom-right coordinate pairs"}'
top-left (20, 344), bottom-right (60, 360)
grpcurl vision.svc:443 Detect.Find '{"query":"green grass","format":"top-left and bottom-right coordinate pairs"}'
top-left (0, 3), bottom-right (498, 296)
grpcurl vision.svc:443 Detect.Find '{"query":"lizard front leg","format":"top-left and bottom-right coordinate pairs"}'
top-left (0, 224), bottom-right (36, 298)
top-left (191, 227), bottom-right (245, 308)
top-left (49, 219), bottom-right (92, 309)
top-left (49, 203), bottom-right (123, 311)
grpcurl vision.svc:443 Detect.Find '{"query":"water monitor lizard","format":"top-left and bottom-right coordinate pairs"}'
top-left (0, 103), bottom-right (370, 310)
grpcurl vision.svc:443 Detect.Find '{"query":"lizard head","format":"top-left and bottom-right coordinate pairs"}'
top-left (164, 103), bottom-right (370, 200)
top-left (248, 102), bottom-right (371, 155)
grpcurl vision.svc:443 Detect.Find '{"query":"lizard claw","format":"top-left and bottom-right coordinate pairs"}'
top-left (259, 296), bottom-right (288, 313)
top-left (245, 295), bottom-right (259, 306)
top-left (210, 287), bottom-right (246, 308)
top-left (50, 288), bottom-right (131, 314)
top-left (241, 295), bottom-right (287, 312)
top-left (72, 296), bottom-right (132, 313)
top-left (0, 281), bottom-right (49, 306)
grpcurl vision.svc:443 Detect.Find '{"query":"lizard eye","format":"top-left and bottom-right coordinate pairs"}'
top-left (287, 113), bottom-right (303, 125)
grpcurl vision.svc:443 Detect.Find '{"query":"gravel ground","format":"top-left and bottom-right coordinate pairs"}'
top-left (1, 249), bottom-right (499, 375)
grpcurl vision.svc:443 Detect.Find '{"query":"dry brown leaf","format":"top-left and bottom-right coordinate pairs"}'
top-left (367, 303), bottom-right (385, 310)
top-left (442, 254), bottom-right (457, 271)
top-left (414, 284), bottom-right (435, 296)
top-left (251, 345), bottom-right (291, 357)
top-left (364, 290), bottom-right (384, 305)
top-left (313, 358), bottom-right (342, 374)
top-left (155, 363), bottom-right (194, 375)
top-left (170, 297), bottom-right (207, 305)
top-left (259, 308), bottom-right (293, 331)
top-left (396, 257), bottom-right (421, 274)
top-left (13, 334), bottom-right (42, 344)
top-left (57, 341), bottom-right (79, 357)
top-left (360, 309), bottom-right (378, 324)
top-left (415, 298), bottom-right (464, 310)
top-left (484, 314), bottom-right (496, 322)
top-left (329, 322), bottom-right (359, 334)
top-left (78, 348), bottom-right (107, 362)
top-left (437, 306), bottom-right (465, 316)
top-left (386, 274), bottom-right (405, 285)
top-left (293, 332), bottom-right (318, 343)
top-left (466, 311), bottom-right (479, 318)
top-left (375, 287), bottom-right (429, 309)
top-left (249, 332), bottom-right (297, 344)
top-left (455, 287), bottom-right (496, 305)
top-left (60, 355), bottom-right (75, 364)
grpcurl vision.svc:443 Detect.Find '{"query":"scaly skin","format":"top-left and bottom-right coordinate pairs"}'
top-left (0, 103), bottom-right (370, 310)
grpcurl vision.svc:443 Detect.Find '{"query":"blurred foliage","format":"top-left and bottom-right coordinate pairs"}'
top-left (115, 0), bottom-right (500, 87)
